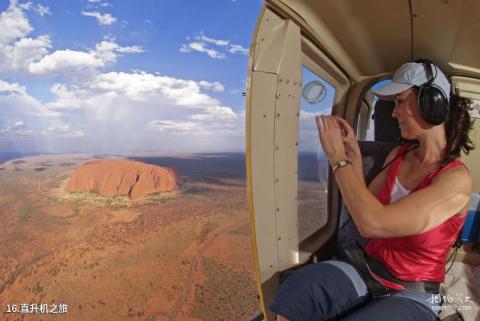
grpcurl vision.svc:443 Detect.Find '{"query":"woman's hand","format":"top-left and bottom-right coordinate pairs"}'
top-left (335, 117), bottom-right (363, 178)
top-left (315, 115), bottom-right (348, 166)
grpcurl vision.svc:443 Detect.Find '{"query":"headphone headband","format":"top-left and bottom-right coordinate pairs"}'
top-left (414, 59), bottom-right (435, 86)
top-left (414, 58), bottom-right (448, 125)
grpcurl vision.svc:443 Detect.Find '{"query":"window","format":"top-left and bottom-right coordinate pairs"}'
top-left (357, 80), bottom-right (391, 142)
top-left (297, 65), bottom-right (335, 242)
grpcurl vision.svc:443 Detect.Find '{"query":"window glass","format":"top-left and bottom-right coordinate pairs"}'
top-left (358, 80), bottom-right (391, 141)
top-left (297, 65), bottom-right (335, 241)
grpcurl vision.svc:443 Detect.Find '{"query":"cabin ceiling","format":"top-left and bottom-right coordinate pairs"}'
top-left (268, 0), bottom-right (480, 80)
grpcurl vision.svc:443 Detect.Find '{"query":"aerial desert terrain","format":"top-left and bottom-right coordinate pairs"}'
top-left (0, 153), bottom-right (259, 321)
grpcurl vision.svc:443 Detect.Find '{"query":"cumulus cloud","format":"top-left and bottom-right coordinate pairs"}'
top-left (29, 49), bottom-right (104, 75)
top-left (0, 79), bottom-right (61, 145)
top-left (1, 71), bottom-right (241, 152)
top-left (0, 3), bottom-right (244, 152)
top-left (180, 32), bottom-right (248, 59)
top-left (0, 0), bottom-right (33, 45)
top-left (25, 40), bottom-right (144, 76)
top-left (0, 2), bottom-right (143, 76)
top-left (198, 81), bottom-right (224, 92)
top-left (0, 79), bottom-right (28, 95)
top-left (81, 10), bottom-right (117, 25)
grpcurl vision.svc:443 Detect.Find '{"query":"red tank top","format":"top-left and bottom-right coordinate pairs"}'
top-left (364, 144), bottom-right (467, 289)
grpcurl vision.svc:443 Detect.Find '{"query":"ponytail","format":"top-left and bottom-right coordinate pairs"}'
top-left (442, 95), bottom-right (475, 165)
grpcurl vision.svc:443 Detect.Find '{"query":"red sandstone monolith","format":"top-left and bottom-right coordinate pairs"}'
top-left (66, 159), bottom-right (182, 200)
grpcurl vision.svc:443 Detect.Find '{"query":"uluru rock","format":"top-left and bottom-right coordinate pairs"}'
top-left (66, 159), bottom-right (182, 200)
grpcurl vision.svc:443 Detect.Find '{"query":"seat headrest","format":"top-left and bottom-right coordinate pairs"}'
top-left (373, 100), bottom-right (401, 143)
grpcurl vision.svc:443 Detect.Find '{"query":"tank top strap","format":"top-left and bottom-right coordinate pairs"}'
top-left (413, 159), bottom-right (467, 192)
top-left (377, 144), bottom-right (412, 204)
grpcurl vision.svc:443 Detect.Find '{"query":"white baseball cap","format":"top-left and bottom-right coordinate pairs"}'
top-left (373, 62), bottom-right (450, 102)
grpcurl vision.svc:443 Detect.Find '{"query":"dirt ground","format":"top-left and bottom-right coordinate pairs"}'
top-left (0, 153), bottom-right (260, 321)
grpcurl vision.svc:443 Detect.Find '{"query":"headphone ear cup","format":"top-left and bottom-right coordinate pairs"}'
top-left (418, 85), bottom-right (448, 125)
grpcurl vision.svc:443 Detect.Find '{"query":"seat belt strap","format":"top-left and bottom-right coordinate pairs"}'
top-left (342, 241), bottom-right (391, 298)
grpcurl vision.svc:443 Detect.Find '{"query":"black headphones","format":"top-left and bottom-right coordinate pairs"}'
top-left (414, 59), bottom-right (449, 125)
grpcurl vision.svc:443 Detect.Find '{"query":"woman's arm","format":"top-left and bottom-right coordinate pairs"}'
top-left (316, 115), bottom-right (472, 238)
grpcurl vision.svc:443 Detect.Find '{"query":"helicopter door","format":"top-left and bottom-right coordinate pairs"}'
top-left (246, 6), bottom-right (349, 320)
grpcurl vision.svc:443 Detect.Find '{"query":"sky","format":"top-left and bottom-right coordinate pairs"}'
top-left (0, 0), bottom-right (263, 153)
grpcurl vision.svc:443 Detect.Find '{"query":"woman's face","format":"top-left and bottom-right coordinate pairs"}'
top-left (392, 88), bottom-right (425, 139)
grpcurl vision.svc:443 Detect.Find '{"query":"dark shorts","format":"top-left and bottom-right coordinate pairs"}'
top-left (269, 260), bottom-right (439, 321)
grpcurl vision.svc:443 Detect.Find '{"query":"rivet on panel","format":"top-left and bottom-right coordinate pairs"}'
top-left (263, 114), bottom-right (267, 118)
top-left (286, 79), bottom-right (290, 84)
top-left (275, 146), bottom-right (279, 151)
top-left (275, 112), bottom-right (280, 117)
top-left (294, 82), bottom-right (297, 86)
top-left (279, 78), bottom-right (283, 83)
top-left (276, 208), bottom-right (280, 212)
top-left (295, 141), bottom-right (298, 146)
top-left (278, 237), bottom-right (282, 241)
top-left (296, 112), bottom-right (300, 117)
top-left (275, 178), bottom-right (279, 183)
top-left (276, 93), bottom-right (281, 99)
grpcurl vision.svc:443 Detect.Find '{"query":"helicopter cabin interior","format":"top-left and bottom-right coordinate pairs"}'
top-left (246, 0), bottom-right (480, 320)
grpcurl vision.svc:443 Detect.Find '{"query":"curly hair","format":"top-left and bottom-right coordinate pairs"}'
top-left (442, 94), bottom-right (475, 165)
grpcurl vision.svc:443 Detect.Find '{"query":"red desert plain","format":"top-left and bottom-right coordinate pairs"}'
top-left (0, 153), bottom-right (259, 321)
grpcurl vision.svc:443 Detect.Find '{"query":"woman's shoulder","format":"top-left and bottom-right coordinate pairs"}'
top-left (432, 160), bottom-right (472, 193)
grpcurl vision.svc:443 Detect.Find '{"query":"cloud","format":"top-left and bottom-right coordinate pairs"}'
top-left (81, 11), bottom-right (117, 25)
top-left (28, 49), bottom-right (104, 75)
top-left (180, 33), bottom-right (248, 59)
top-left (87, 0), bottom-right (102, 2)
top-left (43, 71), bottom-right (241, 152)
top-left (0, 0), bottom-right (33, 45)
top-left (115, 45), bottom-right (144, 53)
top-left (25, 40), bottom-right (144, 76)
top-left (198, 34), bottom-right (229, 46)
top-left (148, 120), bottom-right (198, 132)
top-left (0, 79), bottom-right (28, 95)
top-left (0, 3), bottom-right (244, 152)
top-left (0, 2), bottom-right (141, 76)
top-left (181, 42), bottom-right (225, 59)
top-left (228, 44), bottom-right (248, 55)
top-left (198, 80), bottom-right (224, 92)
top-left (0, 79), bottom-right (60, 144)
top-left (41, 124), bottom-right (86, 138)
top-left (0, 69), bottom-right (243, 152)
top-left (34, 4), bottom-right (51, 16)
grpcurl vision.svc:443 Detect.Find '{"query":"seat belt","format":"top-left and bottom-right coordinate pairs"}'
top-left (343, 241), bottom-right (440, 296)
top-left (342, 241), bottom-right (391, 298)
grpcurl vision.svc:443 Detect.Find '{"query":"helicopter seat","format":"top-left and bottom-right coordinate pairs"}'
top-left (337, 99), bottom-right (399, 251)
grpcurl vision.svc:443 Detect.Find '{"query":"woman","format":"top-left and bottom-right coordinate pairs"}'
top-left (269, 61), bottom-right (474, 321)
